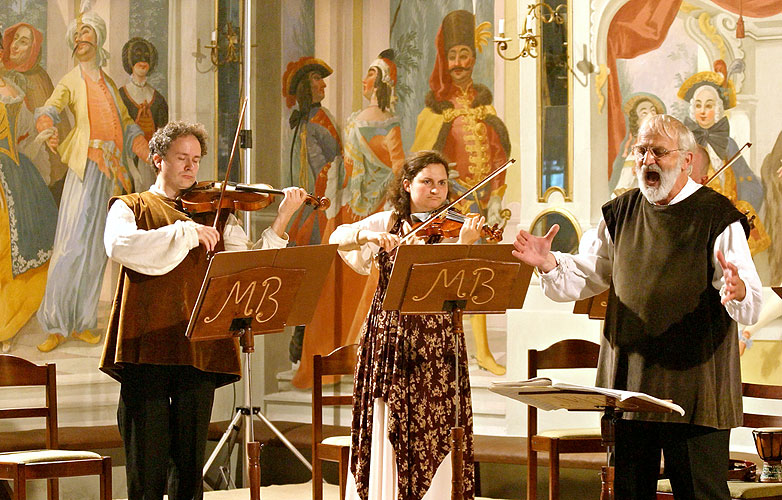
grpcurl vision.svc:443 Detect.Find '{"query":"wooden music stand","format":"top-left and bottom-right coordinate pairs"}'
top-left (573, 289), bottom-right (609, 320)
top-left (490, 381), bottom-right (683, 500)
top-left (187, 244), bottom-right (337, 500)
top-left (383, 244), bottom-right (533, 500)
top-left (772, 286), bottom-right (782, 300)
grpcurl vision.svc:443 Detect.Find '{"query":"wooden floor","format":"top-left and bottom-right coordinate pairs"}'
top-left (194, 482), bottom-right (508, 499)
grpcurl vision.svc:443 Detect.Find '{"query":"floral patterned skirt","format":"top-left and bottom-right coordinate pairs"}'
top-left (348, 247), bottom-right (474, 500)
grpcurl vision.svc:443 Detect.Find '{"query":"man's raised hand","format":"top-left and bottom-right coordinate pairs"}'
top-left (512, 224), bottom-right (559, 273)
top-left (716, 249), bottom-right (746, 304)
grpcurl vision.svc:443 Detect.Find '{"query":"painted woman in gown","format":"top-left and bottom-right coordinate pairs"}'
top-left (330, 151), bottom-right (484, 500)
top-left (0, 75), bottom-right (58, 352)
top-left (290, 50), bottom-right (406, 389)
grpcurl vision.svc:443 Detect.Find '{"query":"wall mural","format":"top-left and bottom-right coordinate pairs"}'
top-left (0, 0), bottom-right (169, 365)
top-left (605, 0), bottom-right (782, 381)
top-left (282, 0), bottom-right (513, 387)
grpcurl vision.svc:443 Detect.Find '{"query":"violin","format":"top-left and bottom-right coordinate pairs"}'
top-left (410, 208), bottom-right (504, 242)
top-left (179, 180), bottom-right (329, 214)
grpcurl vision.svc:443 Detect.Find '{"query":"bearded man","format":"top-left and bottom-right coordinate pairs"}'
top-left (512, 114), bottom-right (762, 500)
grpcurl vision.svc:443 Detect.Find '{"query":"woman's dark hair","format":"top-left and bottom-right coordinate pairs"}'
top-left (387, 150), bottom-right (450, 221)
top-left (373, 49), bottom-right (394, 112)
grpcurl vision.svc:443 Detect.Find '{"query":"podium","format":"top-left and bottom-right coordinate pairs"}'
top-left (383, 244), bottom-right (533, 500)
top-left (186, 244), bottom-right (337, 499)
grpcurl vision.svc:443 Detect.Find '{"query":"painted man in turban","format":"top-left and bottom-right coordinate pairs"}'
top-left (34, 11), bottom-right (150, 352)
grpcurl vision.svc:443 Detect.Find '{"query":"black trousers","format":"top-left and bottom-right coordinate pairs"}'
top-left (615, 420), bottom-right (731, 500)
top-left (118, 364), bottom-right (217, 500)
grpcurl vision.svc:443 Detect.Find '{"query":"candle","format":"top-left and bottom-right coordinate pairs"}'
top-left (211, 30), bottom-right (217, 44)
top-left (498, 18), bottom-right (505, 38)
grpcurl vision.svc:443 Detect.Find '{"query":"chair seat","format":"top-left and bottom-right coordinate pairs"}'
top-left (658, 478), bottom-right (782, 499)
top-left (537, 427), bottom-right (603, 439)
top-left (0, 449), bottom-right (102, 464)
top-left (322, 435), bottom-right (351, 447)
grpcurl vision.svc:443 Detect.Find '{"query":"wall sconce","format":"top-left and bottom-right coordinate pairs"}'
top-left (494, 3), bottom-right (594, 86)
top-left (204, 21), bottom-right (241, 67)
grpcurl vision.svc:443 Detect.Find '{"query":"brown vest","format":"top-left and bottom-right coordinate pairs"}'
top-left (99, 191), bottom-right (240, 387)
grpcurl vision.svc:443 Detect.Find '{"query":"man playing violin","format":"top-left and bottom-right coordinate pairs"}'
top-left (512, 115), bottom-right (762, 500)
top-left (100, 120), bottom-right (306, 500)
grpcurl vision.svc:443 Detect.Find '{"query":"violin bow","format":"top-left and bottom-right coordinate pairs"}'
top-left (704, 142), bottom-right (751, 187)
top-left (211, 97), bottom-right (250, 230)
top-left (396, 158), bottom-right (516, 246)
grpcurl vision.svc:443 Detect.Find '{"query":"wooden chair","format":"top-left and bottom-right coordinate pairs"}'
top-left (527, 339), bottom-right (605, 500)
top-left (657, 382), bottom-right (782, 500)
top-left (0, 354), bottom-right (111, 500)
top-left (312, 344), bottom-right (358, 500)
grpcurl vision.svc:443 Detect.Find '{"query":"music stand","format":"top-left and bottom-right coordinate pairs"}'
top-left (772, 286), bottom-right (782, 300)
top-left (187, 244), bottom-right (337, 499)
top-left (490, 382), bottom-right (683, 500)
top-left (383, 244), bottom-right (533, 500)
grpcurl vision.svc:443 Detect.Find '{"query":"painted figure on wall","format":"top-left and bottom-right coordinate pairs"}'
top-left (412, 9), bottom-right (510, 376)
top-left (34, 10), bottom-right (150, 353)
top-left (282, 56), bottom-right (344, 365)
top-left (740, 130), bottom-right (782, 355)
top-left (289, 50), bottom-right (405, 389)
top-left (120, 37), bottom-right (168, 142)
top-left (678, 65), bottom-right (770, 256)
top-left (283, 56), bottom-right (343, 247)
top-left (119, 37), bottom-right (168, 192)
top-left (612, 92), bottom-right (665, 196)
top-left (2, 22), bottom-right (71, 201)
top-left (342, 49), bottom-right (405, 220)
top-left (0, 74), bottom-right (58, 353)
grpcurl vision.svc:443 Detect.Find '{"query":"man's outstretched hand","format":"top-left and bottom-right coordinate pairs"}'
top-left (512, 224), bottom-right (559, 273)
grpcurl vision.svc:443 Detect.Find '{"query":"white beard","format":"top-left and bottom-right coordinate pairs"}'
top-left (636, 163), bottom-right (680, 204)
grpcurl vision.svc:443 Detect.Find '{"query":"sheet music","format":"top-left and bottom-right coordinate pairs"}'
top-left (490, 377), bottom-right (685, 415)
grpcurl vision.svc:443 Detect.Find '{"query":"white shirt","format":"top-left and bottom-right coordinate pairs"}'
top-left (104, 185), bottom-right (288, 276)
top-left (329, 211), bottom-right (400, 275)
top-left (539, 179), bottom-right (762, 326)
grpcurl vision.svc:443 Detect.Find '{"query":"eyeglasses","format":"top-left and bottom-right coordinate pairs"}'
top-left (632, 146), bottom-right (684, 160)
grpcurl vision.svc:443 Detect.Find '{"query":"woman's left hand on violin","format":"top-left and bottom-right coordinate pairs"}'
top-left (278, 187), bottom-right (309, 220)
top-left (457, 214), bottom-right (484, 245)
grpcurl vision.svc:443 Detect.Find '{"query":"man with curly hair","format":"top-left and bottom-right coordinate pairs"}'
top-left (101, 120), bottom-right (307, 500)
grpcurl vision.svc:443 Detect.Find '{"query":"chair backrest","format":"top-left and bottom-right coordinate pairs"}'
top-left (743, 382), bottom-right (782, 428)
top-left (0, 354), bottom-right (58, 449)
top-left (528, 339), bottom-right (601, 378)
top-left (312, 344), bottom-right (358, 443)
top-left (527, 339), bottom-right (601, 435)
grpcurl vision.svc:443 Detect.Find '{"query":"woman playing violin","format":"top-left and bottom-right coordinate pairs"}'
top-left (100, 120), bottom-right (307, 500)
top-left (330, 150), bottom-right (483, 500)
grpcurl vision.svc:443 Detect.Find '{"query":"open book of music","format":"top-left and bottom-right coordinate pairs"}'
top-left (490, 377), bottom-right (685, 415)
